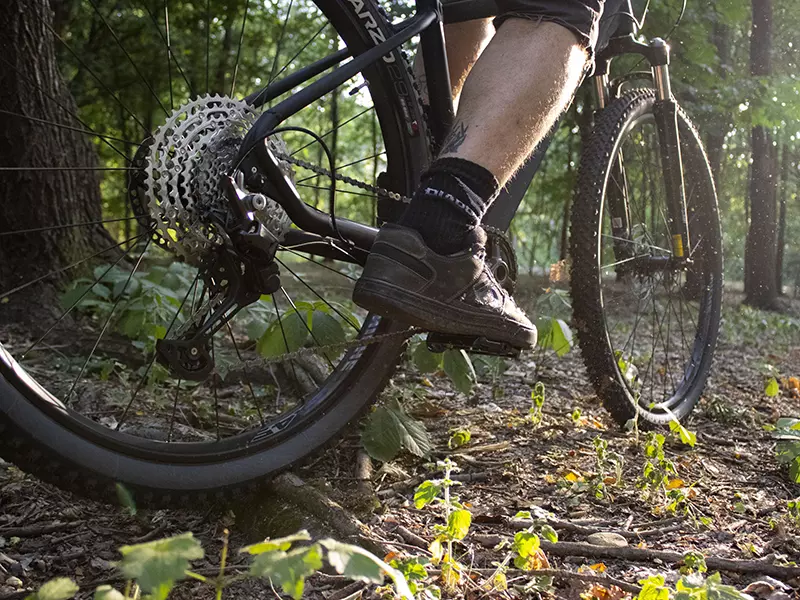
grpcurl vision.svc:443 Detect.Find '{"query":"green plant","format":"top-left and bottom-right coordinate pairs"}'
top-left (27, 530), bottom-right (413, 600)
top-left (413, 459), bottom-right (472, 589)
top-left (360, 397), bottom-right (433, 462)
top-left (638, 432), bottom-right (677, 502)
top-left (669, 419), bottom-right (697, 448)
top-left (529, 381), bottom-right (546, 426)
top-left (592, 436), bottom-right (624, 499)
top-left (410, 339), bottom-right (477, 395)
top-left (448, 428), bottom-right (471, 450)
top-left (771, 417), bottom-right (800, 483)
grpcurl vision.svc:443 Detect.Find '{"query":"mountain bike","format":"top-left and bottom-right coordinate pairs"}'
top-left (0, 0), bottom-right (721, 504)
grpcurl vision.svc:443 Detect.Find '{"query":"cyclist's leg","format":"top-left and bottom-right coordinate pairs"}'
top-left (354, 2), bottom-right (604, 348)
top-left (439, 18), bottom-right (587, 183)
top-left (414, 18), bottom-right (494, 107)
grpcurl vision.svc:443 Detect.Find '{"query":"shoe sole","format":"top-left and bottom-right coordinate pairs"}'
top-left (353, 278), bottom-right (537, 350)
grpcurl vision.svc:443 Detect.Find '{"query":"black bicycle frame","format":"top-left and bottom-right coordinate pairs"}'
top-left (230, 0), bottom-right (690, 266)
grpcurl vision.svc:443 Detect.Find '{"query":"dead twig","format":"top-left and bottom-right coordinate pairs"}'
top-left (448, 567), bottom-right (641, 595)
top-left (506, 517), bottom-right (684, 540)
top-left (0, 521), bottom-right (80, 537)
top-left (539, 541), bottom-right (800, 581)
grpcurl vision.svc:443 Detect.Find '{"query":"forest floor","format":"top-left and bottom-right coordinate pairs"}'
top-left (1, 288), bottom-right (799, 600)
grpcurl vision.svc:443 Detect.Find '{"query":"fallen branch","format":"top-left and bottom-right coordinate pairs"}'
top-left (539, 541), bottom-right (800, 581)
top-left (0, 521), bottom-right (80, 537)
top-left (451, 567), bottom-right (641, 595)
top-left (389, 471), bottom-right (490, 492)
top-left (268, 472), bottom-right (385, 556)
top-left (506, 517), bottom-right (684, 540)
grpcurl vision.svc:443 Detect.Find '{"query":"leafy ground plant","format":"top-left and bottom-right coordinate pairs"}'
top-left (770, 417), bottom-right (800, 483)
top-left (25, 530), bottom-right (413, 600)
top-left (413, 459), bottom-right (472, 590)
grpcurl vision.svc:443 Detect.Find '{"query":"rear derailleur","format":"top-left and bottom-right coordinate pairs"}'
top-left (156, 189), bottom-right (283, 381)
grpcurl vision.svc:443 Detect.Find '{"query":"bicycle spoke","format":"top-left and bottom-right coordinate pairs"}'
top-left (211, 338), bottom-right (220, 440)
top-left (296, 183), bottom-right (377, 200)
top-left (0, 217), bottom-right (139, 238)
top-left (280, 287), bottom-right (335, 370)
top-left (39, 19), bottom-right (147, 132)
top-left (116, 272), bottom-right (201, 430)
top-left (0, 110), bottom-right (139, 147)
top-left (0, 167), bottom-right (135, 172)
top-left (65, 238), bottom-right (152, 403)
top-left (87, 0), bottom-right (168, 116)
top-left (291, 106), bottom-right (374, 156)
top-left (278, 246), bottom-right (358, 282)
top-left (21, 237), bottom-right (142, 358)
top-left (164, 1), bottom-right (174, 110)
top-left (265, 0), bottom-right (295, 105)
top-left (0, 57), bottom-right (134, 162)
top-left (0, 232), bottom-right (150, 301)
top-left (167, 379), bottom-right (182, 442)
top-left (225, 322), bottom-right (264, 424)
top-left (271, 292), bottom-right (301, 388)
top-left (230, 0), bottom-right (251, 97)
top-left (275, 257), bottom-right (360, 332)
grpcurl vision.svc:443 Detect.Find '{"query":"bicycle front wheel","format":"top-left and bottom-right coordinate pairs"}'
top-left (0, 0), bottom-right (428, 505)
top-left (570, 89), bottom-right (723, 426)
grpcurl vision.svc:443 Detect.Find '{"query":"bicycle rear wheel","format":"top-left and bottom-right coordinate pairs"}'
top-left (0, 0), bottom-right (428, 505)
top-left (570, 89), bottom-right (723, 426)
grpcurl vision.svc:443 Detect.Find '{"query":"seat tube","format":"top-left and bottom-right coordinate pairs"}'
top-left (417, 0), bottom-right (455, 151)
top-left (650, 38), bottom-right (690, 258)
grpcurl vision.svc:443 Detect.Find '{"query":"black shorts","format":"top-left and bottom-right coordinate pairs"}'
top-left (493, 0), bottom-right (626, 65)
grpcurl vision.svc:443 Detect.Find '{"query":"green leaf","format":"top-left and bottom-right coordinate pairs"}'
top-left (442, 349), bottom-right (476, 395)
top-left (256, 310), bottom-right (309, 357)
top-left (320, 539), bottom-right (384, 583)
top-left (249, 544), bottom-right (323, 600)
top-left (118, 533), bottom-right (204, 595)
top-left (669, 420), bottom-right (697, 448)
top-left (361, 406), bottom-right (404, 462)
top-left (412, 341), bottom-right (442, 374)
top-left (413, 480), bottom-right (442, 509)
top-left (512, 532), bottom-right (540, 559)
top-left (550, 319), bottom-right (573, 357)
top-left (513, 510), bottom-right (533, 520)
top-left (93, 586), bottom-right (125, 600)
top-left (360, 399), bottom-right (432, 462)
top-left (540, 524), bottom-right (558, 543)
top-left (311, 309), bottom-right (346, 346)
top-left (448, 428), bottom-right (471, 449)
top-left (636, 574), bottom-right (669, 600)
top-left (320, 540), bottom-right (414, 600)
top-left (446, 509), bottom-right (472, 541)
top-left (765, 377), bottom-right (780, 397)
top-left (33, 579), bottom-right (79, 600)
top-left (115, 483), bottom-right (136, 516)
top-left (240, 531), bottom-right (312, 555)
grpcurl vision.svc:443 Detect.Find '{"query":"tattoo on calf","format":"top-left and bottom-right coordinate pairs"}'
top-left (440, 121), bottom-right (468, 154)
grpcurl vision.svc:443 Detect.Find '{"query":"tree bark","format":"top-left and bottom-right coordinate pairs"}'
top-left (0, 0), bottom-right (112, 325)
top-left (744, 0), bottom-right (778, 309)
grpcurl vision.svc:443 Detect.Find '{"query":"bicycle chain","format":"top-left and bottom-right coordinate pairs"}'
top-left (274, 151), bottom-right (412, 204)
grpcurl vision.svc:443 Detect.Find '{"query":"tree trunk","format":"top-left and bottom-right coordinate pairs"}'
top-left (775, 142), bottom-right (790, 295)
top-left (744, 0), bottom-right (778, 309)
top-left (0, 0), bottom-right (111, 325)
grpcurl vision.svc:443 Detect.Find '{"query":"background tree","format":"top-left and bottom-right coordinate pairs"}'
top-left (0, 0), bottom-right (113, 324)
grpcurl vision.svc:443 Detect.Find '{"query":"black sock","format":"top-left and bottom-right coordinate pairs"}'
top-left (399, 157), bottom-right (500, 255)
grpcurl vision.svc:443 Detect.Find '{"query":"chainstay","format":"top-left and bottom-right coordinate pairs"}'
top-left (275, 151), bottom-right (412, 204)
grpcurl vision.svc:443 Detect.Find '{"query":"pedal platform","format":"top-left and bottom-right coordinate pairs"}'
top-left (426, 332), bottom-right (521, 358)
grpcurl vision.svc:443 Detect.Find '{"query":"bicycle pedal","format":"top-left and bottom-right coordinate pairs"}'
top-left (426, 332), bottom-right (521, 358)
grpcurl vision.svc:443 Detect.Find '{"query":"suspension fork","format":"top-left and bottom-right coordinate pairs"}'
top-left (592, 70), bottom-right (633, 271)
top-left (650, 38), bottom-right (690, 260)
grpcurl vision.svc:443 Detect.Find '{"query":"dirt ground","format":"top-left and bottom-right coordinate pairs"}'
top-left (1, 290), bottom-right (799, 600)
